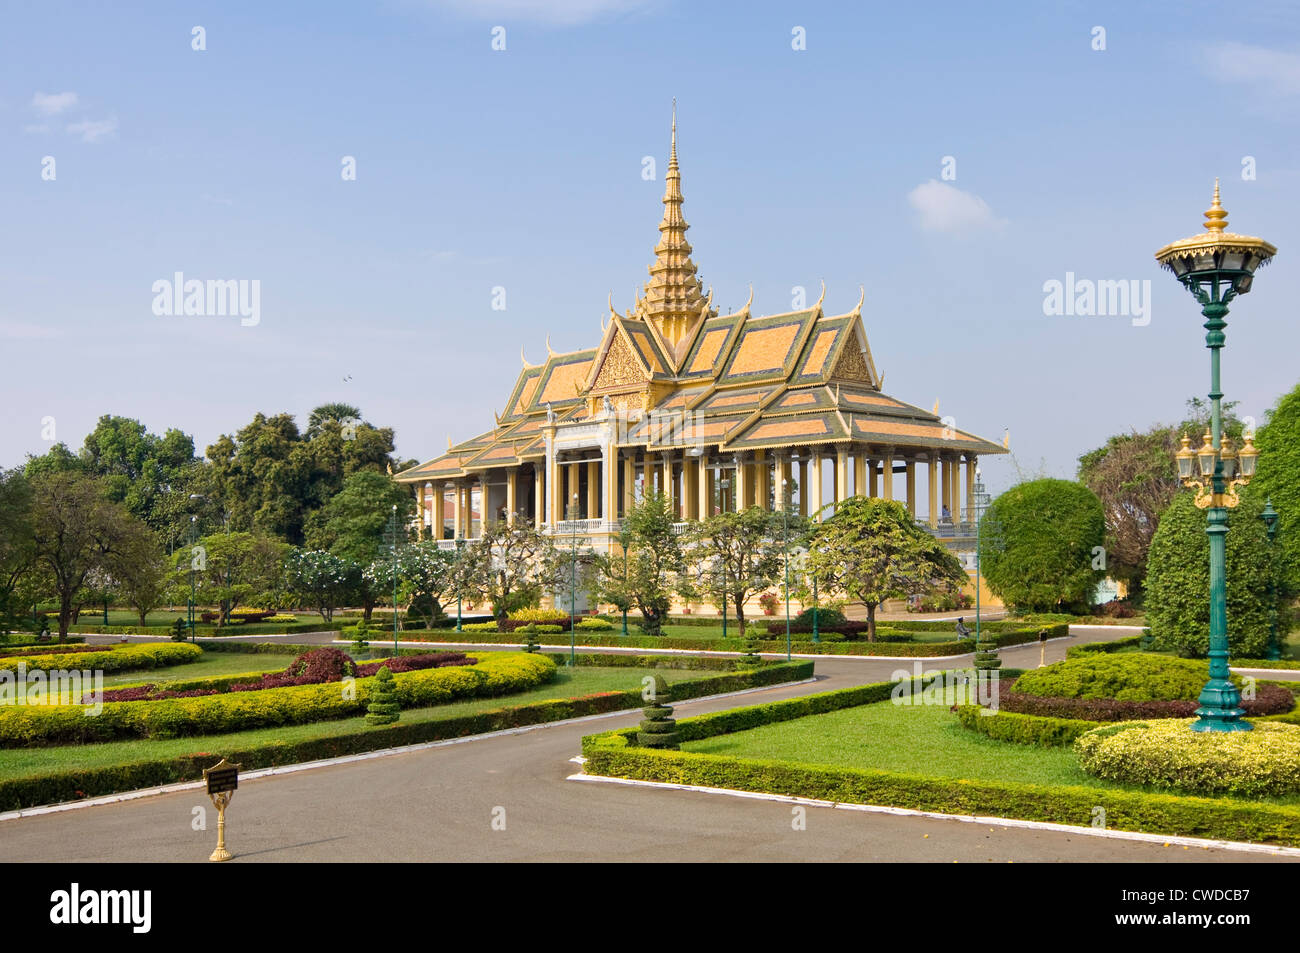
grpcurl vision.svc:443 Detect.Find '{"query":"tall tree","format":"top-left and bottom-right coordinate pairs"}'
top-left (617, 493), bottom-right (685, 636)
top-left (107, 526), bottom-right (170, 626)
top-left (681, 506), bottom-right (802, 628)
top-left (805, 497), bottom-right (966, 641)
top-left (173, 531), bottom-right (289, 624)
top-left (0, 468), bottom-right (36, 631)
top-left (29, 472), bottom-right (142, 640)
top-left (305, 470), bottom-right (412, 564)
top-left (1248, 380), bottom-right (1300, 590)
top-left (458, 519), bottom-right (561, 624)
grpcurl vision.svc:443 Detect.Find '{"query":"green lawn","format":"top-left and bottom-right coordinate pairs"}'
top-left (0, 665), bottom-right (697, 781)
top-left (681, 699), bottom-right (1300, 805)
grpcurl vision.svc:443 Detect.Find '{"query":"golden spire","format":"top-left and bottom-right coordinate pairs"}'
top-left (1204, 178), bottom-right (1227, 233)
top-left (636, 101), bottom-right (713, 353)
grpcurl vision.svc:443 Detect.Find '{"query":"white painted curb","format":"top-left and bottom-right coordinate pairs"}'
top-left (567, 773), bottom-right (1300, 858)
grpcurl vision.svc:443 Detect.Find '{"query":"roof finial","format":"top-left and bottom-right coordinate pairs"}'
top-left (671, 97), bottom-right (677, 161)
top-left (1204, 178), bottom-right (1228, 233)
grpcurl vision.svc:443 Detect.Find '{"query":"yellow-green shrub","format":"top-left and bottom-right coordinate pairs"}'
top-left (0, 652), bottom-right (556, 747)
top-left (1074, 719), bottom-right (1300, 797)
top-left (0, 642), bottom-right (202, 675)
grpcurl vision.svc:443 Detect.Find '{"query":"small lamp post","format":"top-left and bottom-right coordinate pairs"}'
top-left (568, 492), bottom-right (579, 667)
top-left (1157, 180), bottom-right (1275, 732)
top-left (1261, 498), bottom-right (1281, 661)
top-left (454, 537), bottom-right (464, 633)
top-left (187, 514), bottom-right (198, 641)
top-left (618, 525), bottom-right (631, 638)
top-left (388, 504), bottom-right (400, 657)
top-left (718, 476), bottom-right (730, 640)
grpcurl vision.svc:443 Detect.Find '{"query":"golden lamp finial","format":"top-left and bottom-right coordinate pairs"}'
top-left (1204, 178), bottom-right (1228, 233)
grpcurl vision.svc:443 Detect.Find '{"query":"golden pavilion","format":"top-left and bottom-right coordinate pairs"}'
top-left (397, 111), bottom-right (1006, 577)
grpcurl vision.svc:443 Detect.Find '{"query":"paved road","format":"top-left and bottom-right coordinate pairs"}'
top-left (6, 627), bottom-right (1295, 862)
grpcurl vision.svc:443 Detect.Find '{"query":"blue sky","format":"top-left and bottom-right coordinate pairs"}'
top-left (3, 0), bottom-right (1300, 495)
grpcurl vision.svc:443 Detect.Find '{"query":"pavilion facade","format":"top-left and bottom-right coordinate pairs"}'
top-left (396, 112), bottom-right (1006, 584)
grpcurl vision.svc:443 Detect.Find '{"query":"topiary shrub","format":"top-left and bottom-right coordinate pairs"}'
top-left (1011, 653), bottom-right (1223, 702)
top-left (793, 606), bottom-right (846, 629)
top-left (522, 623), bottom-right (540, 654)
top-left (1074, 719), bottom-right (1300, 796)
top-left (980, 478), bottom-right (1105, 612)
top-left (576, 617), bottom-right (615, 631)
top-left (637, 675), bottom-right (678, 749)
top-left (364, 667), bottom-right (400, 726)
top-left (737, 623), bottom-right (761, 666)
top-left (1145, 492), bottom-right (1275, 659)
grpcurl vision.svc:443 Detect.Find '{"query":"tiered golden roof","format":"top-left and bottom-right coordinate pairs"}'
top-left (397, 111), bottom-right (1004, 486)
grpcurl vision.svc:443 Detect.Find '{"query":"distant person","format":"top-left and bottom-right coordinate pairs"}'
top-left (941, 504), bottom-right (952, 524)
top-left (955, 616), bottom-right (971, 639)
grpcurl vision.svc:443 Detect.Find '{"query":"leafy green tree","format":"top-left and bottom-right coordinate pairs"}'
top-left (980, 478), bottom-right (1105, 613)
top-left (23, 443), bottom-right (86, 478)
top-left (1145, 492), bottom-right (1279, 658)
top-left (284, 548), bottom-right (360, 622)
top-left (458, 519), bottom-right (561, 624)
top-left (107, 527), bottom-right (170, 626)
top-left (805, 497), bottom-right (966, 641)
top-left (617, 493), bottom-right (685, 636)
top-left (79, 416), bottom-right (201, 533)
top-left (29, 472), bottom-right (142, 640)
top-left (0, 469), bottom-right (35, 632)
top-left (681, 506), bottom-right (803, 628)
top-left (365, 540), bottom-right (455, 627)
top-left (305, 470), bottom-right (412, 563)
top-left (176, 531), bottom-right (290, 624)
top-left (1077, 399), bottom-right (1247, 598)
top-left (1248, 381), bottom-right (1300, 590)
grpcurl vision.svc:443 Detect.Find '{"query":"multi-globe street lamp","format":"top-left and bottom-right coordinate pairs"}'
top-left (1157, 181), bottom-right (1275, 733)
top-left (718, 474), bottom-right (730, 640)
top-left (568, 492), bottom-right (579, 667)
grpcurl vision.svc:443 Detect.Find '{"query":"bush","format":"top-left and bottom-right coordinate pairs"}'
top-left (793, 606), bottom-right (846, 629)
top-left (507, 608), bottom-right (570, 625)
top-left (0, 642), bottom-right (202, 676)
top-left (1145, 493), bottom-right (1276, 658)
top-left (461, 622), bottom-right (500, 633)
top-left (0, 652), bottom-right (555, 746)
top-left (1093, 599), bottom-right (1137, 619)
top-left (1010, 653), bottom-right (1226, 702)
top-left (955, 705), bottom-right (1099, 746)
top-left (1074, 719), bottom-right (1300, 797)
top-left (576, 617), bottom-right (615, 631)
top-left (365, 667), bottom-right (400, 726)
top-left (980, 478), bottom-right (1105, 612)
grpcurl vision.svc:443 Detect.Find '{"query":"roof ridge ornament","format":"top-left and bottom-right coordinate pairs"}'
top-left (851, 284), bottom-right (865, 317)
top-left (814, 280), bottom-right (826, 311)
top-left (545, 335), bottom-right (556, 359)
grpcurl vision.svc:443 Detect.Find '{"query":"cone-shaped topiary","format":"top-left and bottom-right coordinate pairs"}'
top-left (738, 622), bottom-right (762, 666)
top-left (523, 623), bottom-right (540, 654)
top-left (364, 665), bottom-right (400, 726)
top-left (637, 674), bottom-right (678, 749)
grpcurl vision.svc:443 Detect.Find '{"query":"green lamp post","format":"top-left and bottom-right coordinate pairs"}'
top-left (1261, 498), bottom-right (1281, 662)
top-left (568, 492), bottom-right (579, 667)
top-left (718, 476), bottom-right (730, 640)
top-left (618, 525), bottom-right (631, 638)
top-left (387, 504), bottom-right (400, 657)
top-left (1157, 181), bottom-right (1274, 733)
top-left (454, 537), bottom-right (464, 633)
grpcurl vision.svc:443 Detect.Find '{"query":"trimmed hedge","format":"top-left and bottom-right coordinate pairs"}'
top-left (581, 744), bottom-right (1300, 846)
top-left (68, 621), bottom-right (349, 637)
top-left (0, 658), bottom-right (812, 811)
top-left (0, 642), bottom-right (202, 676)
top-left (1011, 653), bottom-right (1224, 702)
top-left (1002, 685), bottom-right (1296, 722)
top-left (1066, 635), bottom-right (1145, 657)
top-left (955, 705), bottom-right (1101, 746)
top-left (0, 637), bottom-right (87, 653)
top-left (583, 679), bottom-right (1300, 846)
top-left (0, 652), bottom-right (556, 747)
top-left (383, 623), bottom-right (1065, 657)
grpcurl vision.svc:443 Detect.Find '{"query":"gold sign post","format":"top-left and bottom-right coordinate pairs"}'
top-left (203, 758), bottom-right (240, 862)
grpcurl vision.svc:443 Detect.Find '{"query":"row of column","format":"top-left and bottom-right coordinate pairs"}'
top-left (416, 448), bottom-right (978, 538)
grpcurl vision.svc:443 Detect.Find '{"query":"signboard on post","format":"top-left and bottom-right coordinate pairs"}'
top-left (202, 758), bottom-right (241, 862)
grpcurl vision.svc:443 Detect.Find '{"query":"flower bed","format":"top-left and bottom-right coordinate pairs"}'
top-left (1002, 684), bottom-right (1296, 722)
top-left (0, 652), bottom-right (555, 747)
top-left (95, 649), bottom-right (478, 703)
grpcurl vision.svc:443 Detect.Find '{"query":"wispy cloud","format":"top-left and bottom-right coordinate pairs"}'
top-left (31, 91), bottom-right (78, 116)
top-left (0, 321), bottom-right (64, 341)
top-left (428, 0), bottom-right (656, 25)
top-left (1206, 42), bottom-right (1300, 97)
top-left (907, 180), bottom-right (1006, 234)
top-left (66, 115), bottom-right (118, 143)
